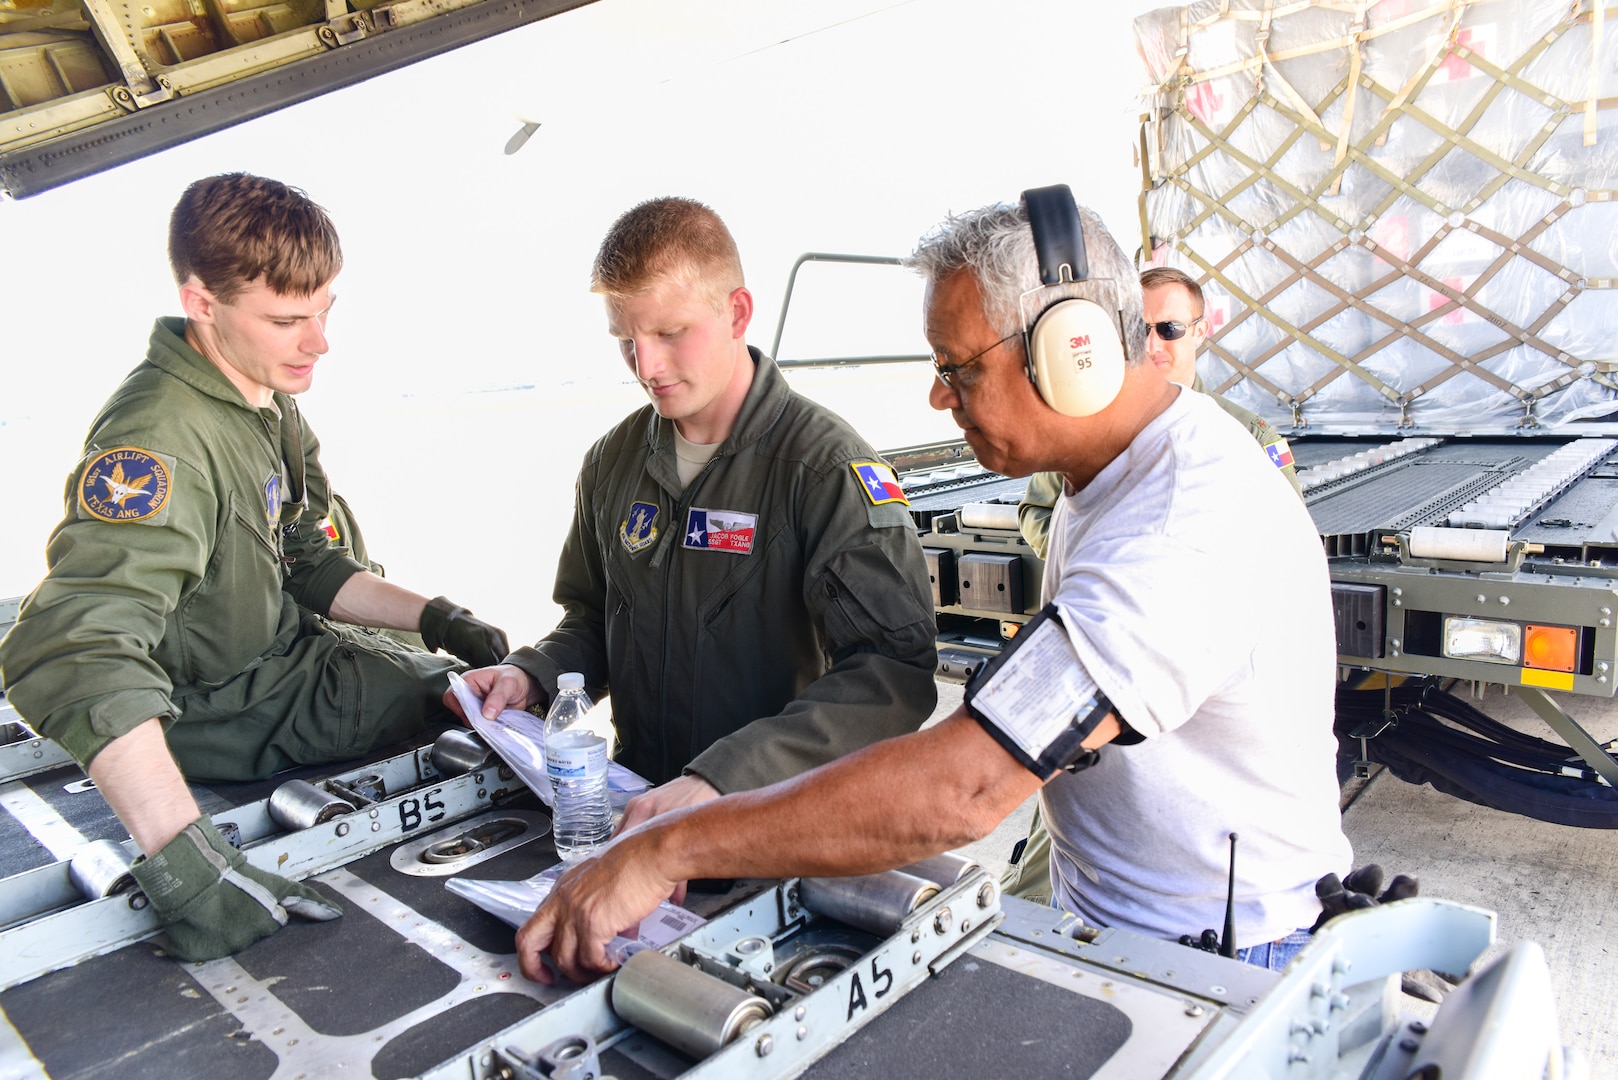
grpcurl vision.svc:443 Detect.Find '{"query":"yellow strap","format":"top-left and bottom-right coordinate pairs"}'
top-left (1329, 5), bottom-right (1370, 194)
top-left (1587, 1), bottom-right (1605, 147)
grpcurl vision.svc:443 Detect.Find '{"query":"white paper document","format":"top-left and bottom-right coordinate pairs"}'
top-left (446, 671), bottom-right (651, 811)
top-left (968, 617), bottom-right (1097, 760)
top-left (446, 865), bottom-right (705, 963)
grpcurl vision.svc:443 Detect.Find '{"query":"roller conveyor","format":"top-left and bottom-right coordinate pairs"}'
top-left (0, 683), bottom-right (1570, 1079)
top-left (885, 430), bottom-right (1618, 795)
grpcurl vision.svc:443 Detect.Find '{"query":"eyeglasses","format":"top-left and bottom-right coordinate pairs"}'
top-left (1147, 316), bottom-right (1205, 341)
top-left (931, 332), bottom-right (1020, 391)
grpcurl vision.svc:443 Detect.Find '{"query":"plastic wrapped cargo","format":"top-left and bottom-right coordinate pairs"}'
top-left (1136, 0), bottom-right (1618, 432)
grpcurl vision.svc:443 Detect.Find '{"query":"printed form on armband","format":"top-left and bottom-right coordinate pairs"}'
top-left (963, 604), bottom-right (1114, 779)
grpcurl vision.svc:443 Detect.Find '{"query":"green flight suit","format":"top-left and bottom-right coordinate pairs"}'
top-left (1003, 376), bottom-right (1303, 903)
top-left (508, 349), bottom-right (937, 790)
top-left (0, 319), bottom-right (457, 781)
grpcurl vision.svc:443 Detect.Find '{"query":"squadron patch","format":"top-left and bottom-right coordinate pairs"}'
top-left (77, 447), bottom-right (172, 525)
top-left (620, 501), bottom-right (660, 554)
top-left (684, 507), bottom-right (756, 555)
top-left (851, 461), bottom-right (908, 507)
top-left (318, 515), bottom-right (341, 542)
top-left (1266, 439), bottom-right (1296, 471)
top-left (264, 473), bottom-right (282, 528)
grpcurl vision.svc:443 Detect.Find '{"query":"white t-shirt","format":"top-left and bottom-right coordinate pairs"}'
top-left (1039, 388), bottom-right (1351, 945)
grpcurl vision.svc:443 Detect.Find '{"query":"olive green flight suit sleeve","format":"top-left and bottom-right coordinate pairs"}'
top-left (1017, 471), bottom-right (1065, 560)
top-left (1, 442), bottom-right (218, 767)
top-left (684, 460), bottom-right (938, 794)
top-left (1246, 417), bottom-right (1303, 497)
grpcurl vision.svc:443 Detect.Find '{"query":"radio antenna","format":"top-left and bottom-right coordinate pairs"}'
top-left (1219, 832), bottom-right (1238, 959)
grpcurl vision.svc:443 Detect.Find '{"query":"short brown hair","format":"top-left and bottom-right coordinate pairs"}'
top-left (1139, 265), bottom-right (1204, 315)
top-left (169, 173), bottom-right (342, 301)
top-left (590, 197), bottom-right (744, 311)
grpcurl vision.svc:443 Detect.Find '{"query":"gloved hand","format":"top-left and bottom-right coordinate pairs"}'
top-left (1311, 864), bottom-right (1419, 931)
top-left (420, 595), bottom-right (511, 667)
top-left (130, 818), bottom-right (342, 961)
top-left (1313, 864), bottom-right (1454, 1002)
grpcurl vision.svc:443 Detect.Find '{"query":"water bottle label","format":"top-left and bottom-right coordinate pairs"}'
top-left (547, 735), bottom-right (607, 780)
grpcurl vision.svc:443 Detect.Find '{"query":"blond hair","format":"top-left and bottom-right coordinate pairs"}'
top-left (1139, 265), bottom-right (1205, 315)
top-left (591, 197), bottom-right (744, 312)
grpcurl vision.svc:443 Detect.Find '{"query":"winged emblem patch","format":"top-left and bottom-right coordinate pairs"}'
top-left (78, 447), bottom-right (172, 524)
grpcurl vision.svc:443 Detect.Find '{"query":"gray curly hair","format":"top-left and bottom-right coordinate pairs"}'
top-left (907, 199), bottom-right (1146, 365)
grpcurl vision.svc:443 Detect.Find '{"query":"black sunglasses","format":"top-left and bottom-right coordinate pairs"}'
top-left (1148, 316), bottom-right (1205, 341)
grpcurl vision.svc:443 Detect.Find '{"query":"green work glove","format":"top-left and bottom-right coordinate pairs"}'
top-left (130, 818), bottom-right (342, 961)
top-left (421, 595), bottom-right (511, 667)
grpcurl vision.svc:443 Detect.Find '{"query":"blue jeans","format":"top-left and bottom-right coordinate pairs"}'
top-left (1236, 929), bottom-right (1313, 971)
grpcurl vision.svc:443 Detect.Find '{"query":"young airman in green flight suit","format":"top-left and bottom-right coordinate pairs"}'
top-left (0, 173), bottom-right (508, 961)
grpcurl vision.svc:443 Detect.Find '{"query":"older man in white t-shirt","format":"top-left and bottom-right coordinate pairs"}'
top-left (510, 188), bottom-right (1351, 985)
top-left (1038, 386), bottom-right (1344, 945)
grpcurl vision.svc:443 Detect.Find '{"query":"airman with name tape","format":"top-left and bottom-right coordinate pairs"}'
top-left (514, 187), bottom-right (1351, 984)
top-left (452, 196), bottom-right (937, 829)
top-left (0, 173), bottom-right (509, 962)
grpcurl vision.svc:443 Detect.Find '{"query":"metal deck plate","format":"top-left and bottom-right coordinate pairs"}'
top-left (802, 943), bottom-right (1135, 1078)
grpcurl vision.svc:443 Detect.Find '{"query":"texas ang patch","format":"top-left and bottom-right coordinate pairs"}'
top-left (77, 447), bottom-right (174, 525)
top-left (1266, 439), bottom-right (1295, 470)
top-left (620, 501), bottom-right (659, 554)
top-left (851, 461), bottom-right (908, 506)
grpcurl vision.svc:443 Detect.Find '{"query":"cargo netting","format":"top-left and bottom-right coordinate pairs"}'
top-left (1136, 0), bottom-right (1618, 432)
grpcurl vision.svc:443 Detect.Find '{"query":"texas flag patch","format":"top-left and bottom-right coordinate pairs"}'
top-left (852, 461), bottom-right (908, 506)
top-left (685, 507), bottom-right (757, 555)
top-left (1266, 439), bottom-right (1295, 470)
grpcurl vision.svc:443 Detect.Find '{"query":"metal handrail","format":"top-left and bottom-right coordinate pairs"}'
top-left (769, 252), bottom-right (930, 370)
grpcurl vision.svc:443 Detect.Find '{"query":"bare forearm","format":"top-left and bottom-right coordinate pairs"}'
top-left (328, 571), bottom-right (429, 630)
top-left (88, 718), bottom-right (202, 854)
top-left (639, 712), bottom-right (1040, 882)
top-left (520, 708), bottom-right (1118, 983)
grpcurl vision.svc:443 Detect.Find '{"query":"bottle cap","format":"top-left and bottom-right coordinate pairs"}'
top-left (557, 672), bottom-right (585, 691)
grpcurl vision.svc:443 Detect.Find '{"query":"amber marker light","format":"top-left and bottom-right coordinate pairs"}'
top-left (1523, 624), bottom-right (1578, 673)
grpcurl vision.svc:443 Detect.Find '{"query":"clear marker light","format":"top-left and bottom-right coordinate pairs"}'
top-left (1442, 616), bottom-right (1522, 665)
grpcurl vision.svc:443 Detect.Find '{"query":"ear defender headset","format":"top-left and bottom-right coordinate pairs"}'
top-left (1020, 184), bottom-right (1129, 417)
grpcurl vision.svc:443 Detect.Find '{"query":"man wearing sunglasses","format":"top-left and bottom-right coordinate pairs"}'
top-left (1004, 265), bottom-right (1304, 905)
top-left (1017, 267), bottom-right (1300, 562)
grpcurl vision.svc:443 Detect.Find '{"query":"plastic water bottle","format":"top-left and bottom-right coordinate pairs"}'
top-left (544, 672), bottom-right (613, 861)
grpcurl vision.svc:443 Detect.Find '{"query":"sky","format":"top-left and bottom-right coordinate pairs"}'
top-left (0, 0), bottom-right (1178, 640)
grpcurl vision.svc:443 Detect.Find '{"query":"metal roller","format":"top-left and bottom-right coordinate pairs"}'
top-left (959, 502), bottom-right (1021, 531)
top-left (1409, 526), bottom-right (1510, 563)
top-left (610, 948), bottom-right (771, 1060)
top-left (901, 853), bottom-right (981, 888)
top-left (68, 839), bottom-right (136, 900)
top-left (430, 728), bottom-right (496, 777)
top-left (798, 870), bottom-right (940, 937)
top-left (267, 779), bottom-right (352, 832)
